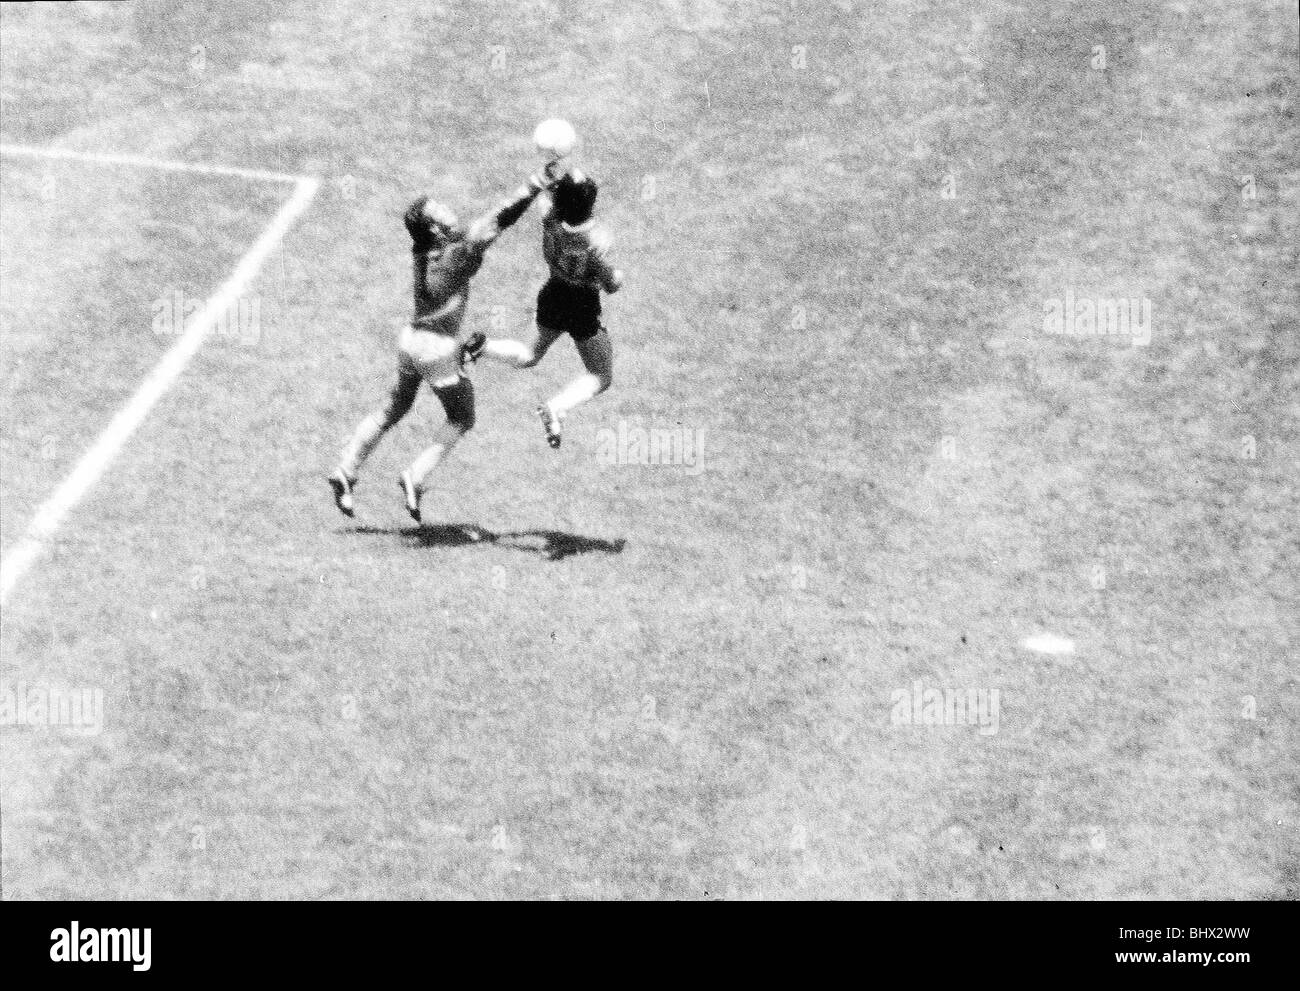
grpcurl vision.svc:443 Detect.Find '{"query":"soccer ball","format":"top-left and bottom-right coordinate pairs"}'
top-left (533, 118), bottom-right (577, 160)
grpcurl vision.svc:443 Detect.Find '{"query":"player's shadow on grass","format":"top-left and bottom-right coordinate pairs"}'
top-left (351, 524), bottom-right (626, 561)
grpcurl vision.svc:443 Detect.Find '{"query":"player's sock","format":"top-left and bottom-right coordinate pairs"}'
top-left (339, 412), bottom-right (387, 478)
top-left (548, 373), bottom-right (603, 420)
top-left (408, 443), bottom-right (447, 494)
top-left (481, 338), bottom-right (534, 367)
top-left (408, 416), bottom-right (468, 491)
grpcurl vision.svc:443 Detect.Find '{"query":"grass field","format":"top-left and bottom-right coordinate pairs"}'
top-left (1, 0), bottom-right (1296, 899)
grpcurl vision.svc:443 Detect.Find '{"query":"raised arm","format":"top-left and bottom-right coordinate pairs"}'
top-left (465, 173), bottom-right (552, 252)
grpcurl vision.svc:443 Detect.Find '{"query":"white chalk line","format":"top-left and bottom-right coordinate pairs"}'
top-left (0, 143), bottom-right (307, 184)
top-left (0, 152), bottom-right (319, 605)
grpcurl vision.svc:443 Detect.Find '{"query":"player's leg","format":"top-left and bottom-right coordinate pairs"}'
top-left (481, 280), bottom-right (564, 368)
top-left (329, 362), bottom-right (420, 516)
top-left (480, 323), bottom-right (563, 368)
top-left (400, 376), bottom-right (476, 522)
top-left (480, 280), bottom-right (566, 369)
top-left (539, 326), bottom-right (613, 447)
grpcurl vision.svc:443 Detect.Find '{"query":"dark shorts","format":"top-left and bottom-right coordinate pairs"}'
top-left (536, 278), bottom-right (603, 341)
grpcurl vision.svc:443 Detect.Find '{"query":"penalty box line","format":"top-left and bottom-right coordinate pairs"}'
top-left (0, 146), bottom-right (320, 605)
top-left (0, 143), bottom-right (306, 184)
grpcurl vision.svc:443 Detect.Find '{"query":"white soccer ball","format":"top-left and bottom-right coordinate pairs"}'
top-left (533, 118), bottom-right (577, 160)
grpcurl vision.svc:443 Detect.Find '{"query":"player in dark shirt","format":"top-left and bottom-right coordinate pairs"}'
top-left (479, 169), bottom-right (623, 449)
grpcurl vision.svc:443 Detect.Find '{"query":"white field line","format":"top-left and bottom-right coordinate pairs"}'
top-left (0, 152), bottom-right (319, 605)
top-left (0, 143), bottom-right (305, 184)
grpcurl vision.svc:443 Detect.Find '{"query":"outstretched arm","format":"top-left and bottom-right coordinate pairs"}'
top-left (466, 173), bottom-right (553, 252)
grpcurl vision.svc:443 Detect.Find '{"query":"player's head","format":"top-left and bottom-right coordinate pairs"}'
top-left (552, 169), bottom-right (598, 227)
top-left (404, 195), bottom-right (465, 253)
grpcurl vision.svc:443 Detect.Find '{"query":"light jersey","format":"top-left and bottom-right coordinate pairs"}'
top-left (541, 204), bottom-right (618, 292)
top-left (410, 237), bottom-right (488, 335)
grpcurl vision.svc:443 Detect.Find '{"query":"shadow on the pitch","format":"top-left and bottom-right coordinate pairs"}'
top-left (350, 524), bottom-right (626, 561)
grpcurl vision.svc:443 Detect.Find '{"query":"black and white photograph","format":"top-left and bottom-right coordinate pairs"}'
top-left (0, 0), bottom-right (1295, 934)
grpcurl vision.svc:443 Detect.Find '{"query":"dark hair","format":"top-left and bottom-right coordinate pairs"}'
top-left (404, 196), bottom-right (436, 252)
top-left (553, 172), bottom-right (598, 226)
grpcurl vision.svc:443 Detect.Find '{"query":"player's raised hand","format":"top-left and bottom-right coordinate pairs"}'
top-left (542, 159), bottom-right (568, 185)
top-left (529, 162), bottom-right (565, 193)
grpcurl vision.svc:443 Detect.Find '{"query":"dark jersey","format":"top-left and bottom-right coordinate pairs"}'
top-left (540, 203), bottom-right (620, 292)
top-left (410, 240), bottom-right (487, 335)
top-left (408, 182), bottom-right (539, 335)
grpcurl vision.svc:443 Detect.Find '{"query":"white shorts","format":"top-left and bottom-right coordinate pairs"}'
top-left (397, 324), bottom-right (463, 389)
